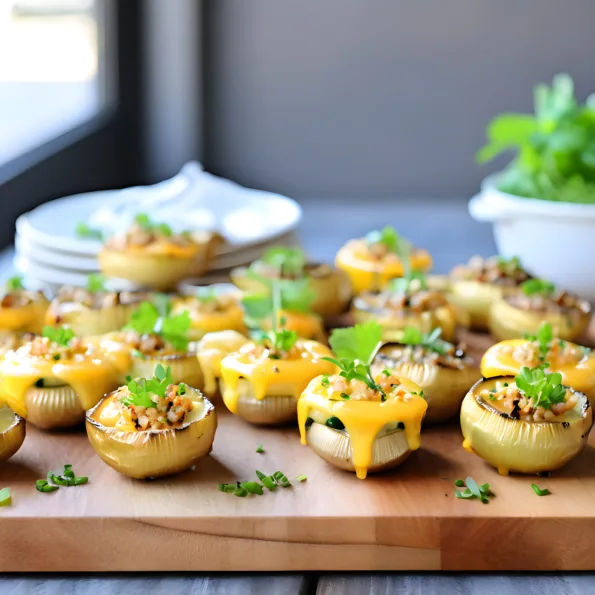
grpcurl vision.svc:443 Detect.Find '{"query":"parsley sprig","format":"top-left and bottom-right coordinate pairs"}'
top-left (5, 276), bottom-right (24, 292)
top-left (42, 326), bottom-right (75, 347)
top-left (521, 278), bottom-right (555, 297)
top-left (515, 365), bottom-right (567, 411)
top-left (124, 297), bottom-right (190, 351)
top-left (242, 278), bottom-right (316, 320)
top-left (322, 320), bottom-right (385, 398)
top-left (122, 364), bottom-right (174, 408)
top-left (75, 221), bottom-right (103, 240)
top-left (366, 226), bottom-right (409, 256)
top-left (399, 326), bottom-right (451, 355)
top-left (87, 273), bottom-right (107, 293)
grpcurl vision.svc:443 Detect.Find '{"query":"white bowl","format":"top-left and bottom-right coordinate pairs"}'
top-left (469, 176), bottom-right (595, 300)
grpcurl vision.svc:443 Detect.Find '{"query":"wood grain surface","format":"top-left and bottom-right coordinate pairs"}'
top-left (1, 329), bottom-right (595, 572)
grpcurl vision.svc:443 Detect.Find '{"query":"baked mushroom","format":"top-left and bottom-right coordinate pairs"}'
top-left (86, 364), bottom-right (216, 479)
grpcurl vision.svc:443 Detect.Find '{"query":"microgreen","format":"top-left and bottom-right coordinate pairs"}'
top-left (87, 273), bottom-right (106, 293)
top-left (242, 279), bottom-right (316, 319)
top-left (0, 487), bottom-right (11, 506)
top-left (531, 483), bottom-right (551, 497)
top-left (322, 320), bottom-right (385, 397)
top-left (521, 278), bottom-right (555, 297)
top-left (523, 322), bottom-right (554, 362)
top-left (260, 246), bottom-right (306, 277)
top-left (454, 477), bottom-right (493, 503)
top-left (5, 276), bottom-right (24, 292)
top-left (122, 364), bottom-right (174, 408)
top-left (400, 326), bottom-right (451, 355)
top-left (42, 326), bottom-right (75, 347)
top-left (514, 366), bottom-right (567, 411)
top-left (75, 221), bottom-right (103, 240)
top-left (477, 74), bottom-right (595, 205)
top-left (256, 444), bottom-right (264, 454)
top-left (124, 299), bottom-right (190, 351)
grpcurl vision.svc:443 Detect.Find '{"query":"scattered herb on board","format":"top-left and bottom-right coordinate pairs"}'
top-left (218, 469), bottom-right (295, 497)
top-left (454, 477), bottom-right (494, 504)
top-left (297, 475), bottom-right (307, 483)
top-left (256, 444), bottom-right (265, 454)
top-left (45, 464), bottom-right (89, 489)
top-left (531, 483), bottom-right (551, 497)
top-left (0, 487), bottom-right (11, 506)
top-left (36, 480), bottom-right (59, 493)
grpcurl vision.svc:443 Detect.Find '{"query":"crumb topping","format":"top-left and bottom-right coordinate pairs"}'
top-left (356, 288), bottom-right (448, 316)
top-left (323, 372), bottom-right (416, 403)
top-left (374, 342), bottom-right (471, 370)
top-left (505, 290), bottom-right (590, 315)
top-left (52, 286), bottom-right (147, 310)
top-left (501, 340), bottom-right (587, 368)
top-left (451, 255), bottom-right (531, 285)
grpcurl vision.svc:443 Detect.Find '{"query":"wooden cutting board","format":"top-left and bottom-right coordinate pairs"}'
top-left (1, 329), bottom-right (595, 572)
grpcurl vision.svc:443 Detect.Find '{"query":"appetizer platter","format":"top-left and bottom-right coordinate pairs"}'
top-left (3, 218), bottom-right (595, 572)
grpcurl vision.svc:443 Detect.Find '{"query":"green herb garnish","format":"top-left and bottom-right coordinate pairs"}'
top-left (36, 479), bottom-right (59, 493)
top-left (523, 322), bottom-right (554, 362)
top-left (240, 481), bottom-right (264, 495)
top-left (531, 483), bottom-right (551, 496)
top-left (454, 477), bottom-right (493, 503)
top-left (122, 364), bottom-right (173, 408)
top-left (400, 326), bottom-right (451, 355)
top-left (134, 212), bottom-right (173, 236)
top-left (47, 464), bottom-right (88, 487)
top-left (390, 270), bottom-right (428, 295)
top-left (42, 326), bottom-right (75, 347)
top-left (87, 273), bottom-right (106, 293)
top-left (0, 487), bottom-right (11, 506)
top-left (75, 221), bottom-right (103, 240)
top-left (5, 276), bottom-right (24, 292)
top-left (297, 475), bottom-right (307, 482)
top-left (242, 279), bottom-right (316, 320)
top-left (521, 278), bottom-right (555, 297)
top-left (366, 226), bottom-right (408, 256)
top-left (477, 74), bottom-right (595, 205)
top-left (322, 320), bottom-right (385, 397)
top-left (496, 255), bottom-right (522, 271)
top-left (256, 444), bottom-right (264, 454)
top-left (124, 300), bottom-right (190, 351)
top-left (195, 287), bottom-right (218, 304)
top-left (260, 247), bottom-right (306, 277)
top-left (515, 366), bottom-right (567, 411)
top-left (325, 416), bottom-right (345, 430)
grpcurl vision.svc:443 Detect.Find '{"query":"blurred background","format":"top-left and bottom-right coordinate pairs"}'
top-left (2, 0), bottom-right (595, 248)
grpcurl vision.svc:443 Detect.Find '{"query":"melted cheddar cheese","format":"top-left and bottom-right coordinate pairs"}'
top-left (0, 342), bottom-right (130, 418)
top-left (218, 340), bottom-right (335, 414)
top-left (336, 239), bottom-right (433, 293)
top-left (298, 376), bottom-right (427, 479)
top-left (481, 338), bottom-right (595, 397)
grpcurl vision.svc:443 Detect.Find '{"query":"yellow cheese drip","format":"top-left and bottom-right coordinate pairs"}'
top-left (219, 340), bottom-right (335, 414)
top-left (481, 338), bottom-right (595, 396)
top-left (0, 344), bottom-right (129, 418)
top-left (297, 376), bottom-right (427, 479)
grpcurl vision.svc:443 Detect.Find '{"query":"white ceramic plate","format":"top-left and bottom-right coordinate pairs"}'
top-left (16, 170), bottom-right (301, 256)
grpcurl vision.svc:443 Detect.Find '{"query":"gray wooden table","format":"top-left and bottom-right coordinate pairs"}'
top-left (0, 198), bottom-right (590, 593)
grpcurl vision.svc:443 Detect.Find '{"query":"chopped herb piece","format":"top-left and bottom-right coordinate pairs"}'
top-left (47, 464), bottom-right (88, 487)
top-left (454, 479), bottom-right (465, 487)
top-left (273, 471), bottom-right (292, 488)
top-left (218, 483), bottom-right (236, 493)
top-left (381, 369), bottom-right (391, 376)
top-left (399, 326), bottom-right (451, 355)
top-left (454, 477), bottom-right (494, 503)
top-left (325, 417), bottom-right (345, 430)
top-left (240, 481), bottom-right (264, 495)
top-left (340, 392), bottom-right (350, 400)
top-left (0, 487), bottom-right (11, 506)
top-left (52, 353), bottom-right (61, 361)
top-left (75, 221), bottom-right (103, 240)
top-left (297, 475), bottom-right (307, 482)
top-left (365, 226), bottom-right (408, 257)
top-left (42, 326), bottom-right (75, 347)
top-left (256, 444), bottom-right (265, 454)
top-left (5, 276), bottom-right (24, 292)
top-left (531, 483), bottom-right (551, 496)
top-left (320, 375), bottom-right (330, 388)
top-left (455, 489), bottom-right (475, 499)
top-left (234, 487), bottom-right (248, 497)
top-left (134, 213), bottom-right (173, 236)
top-left (260, 247), bottom-right (306, 277)
top-left (36, 480), bottom-right (59, 493)
top-left (131, 349), bottom-right (147, 360)
top-left (178, 383), bottom-right (187, 395)
top-left (256, 470), bottom-right (277, 490)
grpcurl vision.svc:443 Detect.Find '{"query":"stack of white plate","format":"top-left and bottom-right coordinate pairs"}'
top-left (14, 163), bottom-right (302, 293)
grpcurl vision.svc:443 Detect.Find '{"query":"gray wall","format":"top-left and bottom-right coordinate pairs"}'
top-left (204, 0), bottom-right (595, 199)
